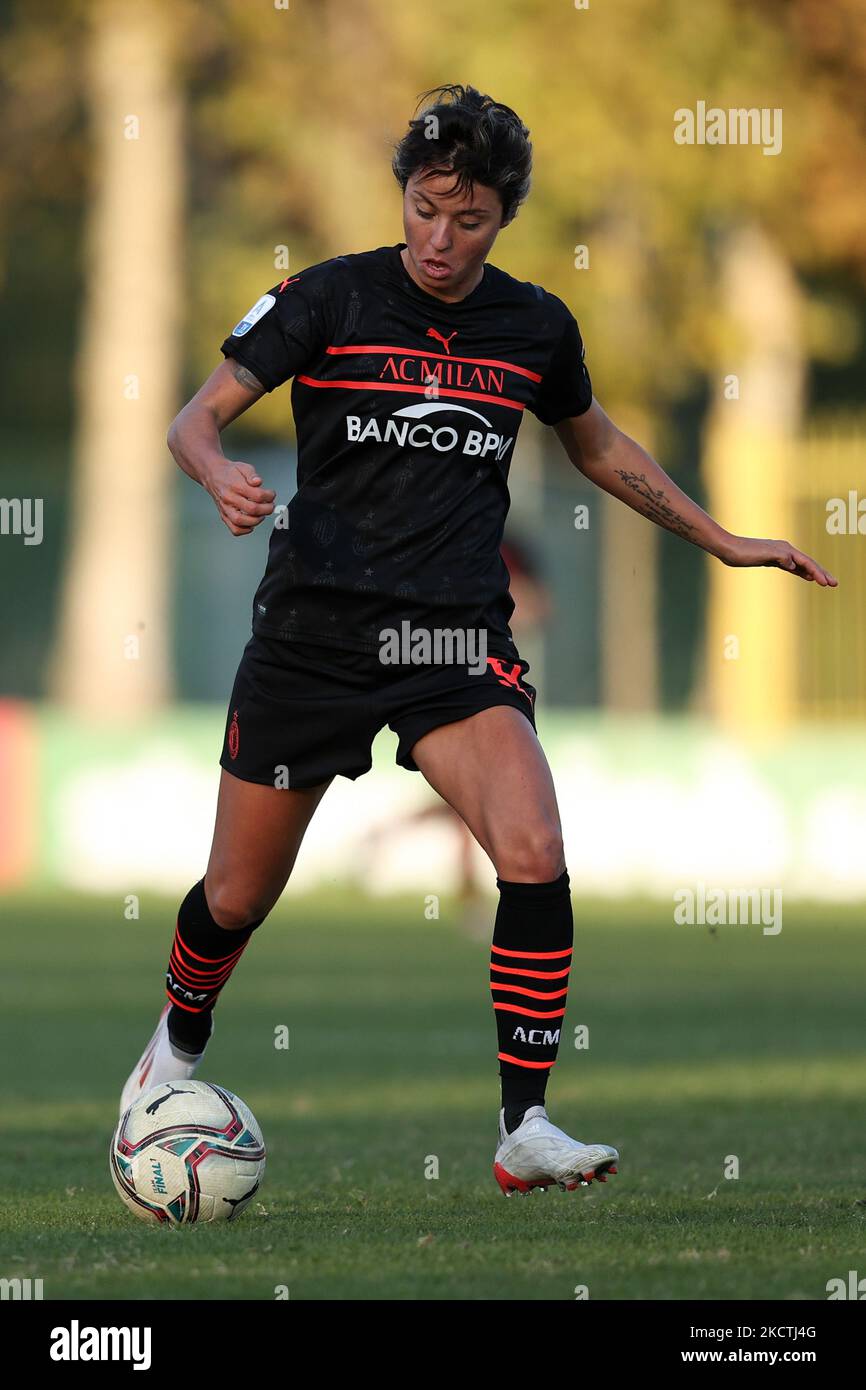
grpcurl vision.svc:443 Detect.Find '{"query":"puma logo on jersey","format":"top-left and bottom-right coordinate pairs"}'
top-left (512, 1027), bottom-right (561, 1045)
top-left (426, 327), bottom-right (457, 354)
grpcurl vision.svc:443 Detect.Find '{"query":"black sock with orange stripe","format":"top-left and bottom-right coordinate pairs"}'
top-left (165, 879), bottom-right (264, 1053)
top-left (491, 871), bottom-right (573, 1134)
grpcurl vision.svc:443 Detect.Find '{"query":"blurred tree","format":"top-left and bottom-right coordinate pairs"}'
top-left (50, 0), bottom-right (183, 714)
top-left (702, 224), bottom-right (804, 733)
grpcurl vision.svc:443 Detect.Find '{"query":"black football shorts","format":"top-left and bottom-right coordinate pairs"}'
top-left (219, 632), bottom-right (538, 789)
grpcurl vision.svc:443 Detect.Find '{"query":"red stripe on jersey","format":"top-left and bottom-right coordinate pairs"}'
top-left (296, 376), bottom-right (525, 412)
top-left (325, 344), bottom-right (543, 383)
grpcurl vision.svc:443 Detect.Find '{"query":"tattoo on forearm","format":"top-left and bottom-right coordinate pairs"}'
top-left (230, 360), bottom-right (265, 394)
top-left (614, 469), bottom-right (698, 543)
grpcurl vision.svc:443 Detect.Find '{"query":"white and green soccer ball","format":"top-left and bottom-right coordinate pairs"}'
top-left (110, 1080), bottom-right (265, 1225)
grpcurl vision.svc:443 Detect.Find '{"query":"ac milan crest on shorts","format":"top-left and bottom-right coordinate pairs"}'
top-left (227, 709), bottom-right (240, 760)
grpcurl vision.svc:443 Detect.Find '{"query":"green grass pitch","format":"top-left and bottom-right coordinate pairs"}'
top-left (0, 890), bottom-right (863, 1300)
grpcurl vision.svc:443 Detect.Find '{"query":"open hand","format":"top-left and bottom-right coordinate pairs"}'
top-left (722, 536), bottom-right (837, 586)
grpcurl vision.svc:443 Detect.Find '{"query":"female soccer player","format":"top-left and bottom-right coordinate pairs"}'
top-left (120, 85), bottom-right (836, 1195)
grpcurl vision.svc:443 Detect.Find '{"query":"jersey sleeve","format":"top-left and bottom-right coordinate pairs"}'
top-left (530, 311), bottom-right (593, 425)
top-left (220, 262), bottom-right (337, 392)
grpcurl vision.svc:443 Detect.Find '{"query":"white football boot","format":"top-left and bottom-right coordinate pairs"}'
top-left (493, 1105), bottom-right (619, 1196)
top-left (118, 1002), bottom-right (212, 1119)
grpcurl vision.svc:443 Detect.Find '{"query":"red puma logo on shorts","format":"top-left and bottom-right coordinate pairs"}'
top-left (228, 709), bottom-right (240, 759)
top-left (486, 658), bottom-right (534, 707)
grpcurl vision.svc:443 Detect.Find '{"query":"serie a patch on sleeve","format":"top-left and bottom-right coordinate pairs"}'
top-left (232, 293), bottom-right (276, 337)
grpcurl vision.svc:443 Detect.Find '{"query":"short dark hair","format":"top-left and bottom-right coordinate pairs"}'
top-left (392, 84), bottom-right (532, 226)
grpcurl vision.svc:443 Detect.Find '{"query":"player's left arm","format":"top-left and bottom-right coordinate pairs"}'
top-left (554, 400), bottom-right (837, 586)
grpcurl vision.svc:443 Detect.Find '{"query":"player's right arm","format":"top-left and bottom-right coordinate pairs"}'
top-left (173, 263), bottom-right (337, 534)
top-left (167, 358), bottom-right (277, 537)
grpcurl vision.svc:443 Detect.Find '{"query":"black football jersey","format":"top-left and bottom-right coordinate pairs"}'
top-left (220, 243), bottom-right (592, 657)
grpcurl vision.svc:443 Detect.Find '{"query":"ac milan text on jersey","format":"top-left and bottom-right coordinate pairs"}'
top-left (221, 243), bottom-right (592, 656)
